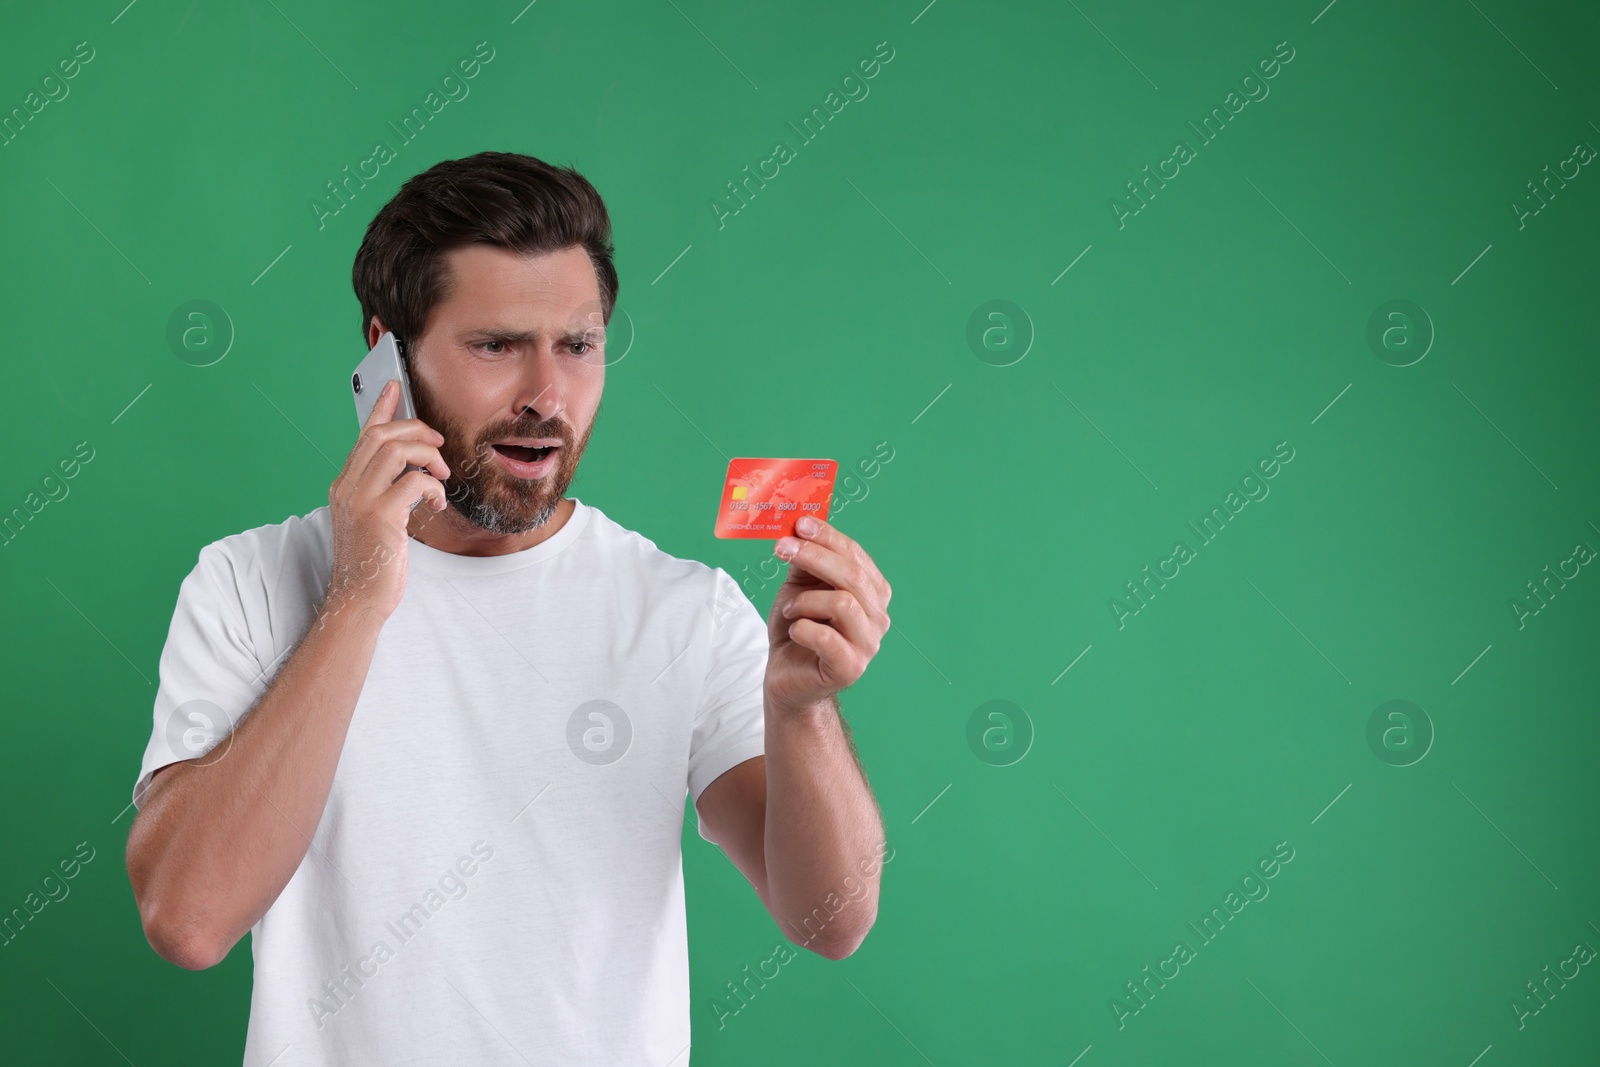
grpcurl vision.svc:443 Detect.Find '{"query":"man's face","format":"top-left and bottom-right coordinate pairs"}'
top-left (386, 243), bottom-right (607, 535)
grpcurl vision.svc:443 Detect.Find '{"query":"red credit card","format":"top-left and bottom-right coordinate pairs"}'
top-left (714, 458), bottom-right (837, 539)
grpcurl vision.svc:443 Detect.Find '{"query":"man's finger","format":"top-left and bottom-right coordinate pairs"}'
top-left (782, 589), bottom-right (881, 652)
top-left (363, 379), bottom-right (397, 429)
top-left (783, 617), bottom-right (862, 689)
top-left (784, 517), bottom-right (890, 604)
top-left (776, 535), bottom-right (877, 618)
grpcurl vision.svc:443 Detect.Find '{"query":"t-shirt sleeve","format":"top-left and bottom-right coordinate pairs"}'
top-left (131, 541), bottom-right (271, 810)
top-left (687, 567), bottom-right (769, 841)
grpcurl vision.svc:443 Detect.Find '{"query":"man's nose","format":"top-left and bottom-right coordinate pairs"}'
top-left (515, 346), bottom-right (567, 425)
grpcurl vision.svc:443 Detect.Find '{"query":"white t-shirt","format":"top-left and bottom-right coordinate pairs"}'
top-left (132, 497), bottom-right (770, 1066)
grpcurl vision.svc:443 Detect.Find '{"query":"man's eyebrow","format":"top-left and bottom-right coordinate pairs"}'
top-left (459, 325), bottom-right (601, 344)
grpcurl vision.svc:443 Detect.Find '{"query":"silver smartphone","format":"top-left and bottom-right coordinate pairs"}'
top-left (351, 331), bottom-right (424, 481)
top-left (351, 331), bottom-right (418, 426)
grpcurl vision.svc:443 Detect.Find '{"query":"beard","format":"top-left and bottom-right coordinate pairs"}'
top-left (411, 375), bottom-right (598, 535)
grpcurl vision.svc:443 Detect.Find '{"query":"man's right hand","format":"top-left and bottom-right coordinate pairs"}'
top-left (325, 379), bottom-right (451, 624)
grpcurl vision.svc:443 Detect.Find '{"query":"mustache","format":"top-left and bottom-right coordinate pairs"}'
top-left (483, 420), bottom-right (572, 445)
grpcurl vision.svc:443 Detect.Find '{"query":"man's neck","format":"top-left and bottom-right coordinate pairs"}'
top-left (407, 496), bottom-right (575, 557)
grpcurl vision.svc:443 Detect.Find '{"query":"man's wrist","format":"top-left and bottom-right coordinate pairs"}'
top-left (764, 692), bottom-right (840, 723)
top-left (314, 590), bottom-right (388, 636)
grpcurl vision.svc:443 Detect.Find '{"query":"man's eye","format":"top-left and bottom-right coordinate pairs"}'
top-left (478, 341), bottom-right (505, 354)
top-left (570, 341), bottom-right (592, 356)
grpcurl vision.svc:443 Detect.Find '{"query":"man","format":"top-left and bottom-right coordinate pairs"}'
top-left (124, 151), bottom-right (892, 1065)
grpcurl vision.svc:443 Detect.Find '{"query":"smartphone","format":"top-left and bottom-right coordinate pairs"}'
top-left (352, 331), bottom-right (418, 427)
top-left (351, 331), bottom-right (425, 482)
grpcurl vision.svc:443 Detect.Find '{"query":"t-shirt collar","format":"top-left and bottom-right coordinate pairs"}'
top-left (405, 497), bottom-right (592, 576)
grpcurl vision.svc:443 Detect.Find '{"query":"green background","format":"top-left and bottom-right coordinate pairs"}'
top-left (3, 0), bottom-right (1597, 1063)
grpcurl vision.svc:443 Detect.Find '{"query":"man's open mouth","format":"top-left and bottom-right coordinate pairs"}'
top-left (492, 444), bottom-right (558, 463)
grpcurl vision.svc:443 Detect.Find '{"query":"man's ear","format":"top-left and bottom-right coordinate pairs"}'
top-left (366, 316), bottom-right (389, 350)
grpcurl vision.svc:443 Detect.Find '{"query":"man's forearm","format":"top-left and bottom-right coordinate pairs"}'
top-left (761, 695), bottom-right (884, 958)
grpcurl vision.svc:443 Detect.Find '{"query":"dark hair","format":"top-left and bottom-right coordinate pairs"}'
top-left (351, 150), bottom-right (618, 347)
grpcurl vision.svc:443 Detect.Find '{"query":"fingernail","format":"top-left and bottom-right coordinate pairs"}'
top-left (775, 537), bottom-right (799, 560)
top-left (797, 516), bottom-right (819, 536)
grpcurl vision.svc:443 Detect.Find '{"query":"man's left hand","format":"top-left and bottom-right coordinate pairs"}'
top-left (764, 516), bottom-right (891, 714)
